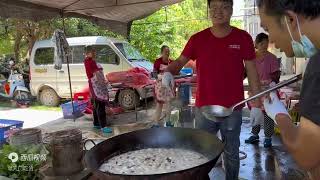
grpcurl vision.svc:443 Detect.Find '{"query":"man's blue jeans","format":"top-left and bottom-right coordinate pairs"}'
top-left (195, 108), bottom-right (242, 180)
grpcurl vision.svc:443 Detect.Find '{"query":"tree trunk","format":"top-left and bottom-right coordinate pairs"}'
top-left (13, 29), bottom-right (23, 62)
top-left (27, 35), bottom-right (37, 56)
top-left (25, 22), bottom-right (38, 56)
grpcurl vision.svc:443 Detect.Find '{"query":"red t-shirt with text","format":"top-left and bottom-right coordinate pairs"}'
top-left (181, 27), bottom-right (255, 108)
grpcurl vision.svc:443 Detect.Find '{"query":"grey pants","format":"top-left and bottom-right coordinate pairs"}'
top-left (195, 108), bottom-right (242, 180)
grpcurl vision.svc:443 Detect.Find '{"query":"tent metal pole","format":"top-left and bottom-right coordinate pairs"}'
top-left (61, 12), bottom-right (76, 121)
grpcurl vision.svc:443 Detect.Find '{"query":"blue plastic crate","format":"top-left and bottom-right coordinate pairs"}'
top-left (0, 119), bottom-right (24, 144)
top-left (61, 100), bottom-right (88, 119)
top-left (180, 68), bottom-right (193, 75)
top-left (178, 84), bottom-right (191, 105)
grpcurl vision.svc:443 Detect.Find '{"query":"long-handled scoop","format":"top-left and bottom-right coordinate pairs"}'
top-left (201, 74), bottom-right (302, 120)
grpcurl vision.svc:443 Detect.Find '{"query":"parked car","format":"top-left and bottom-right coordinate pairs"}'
top-left (29, 36), bottom-right (154, 108)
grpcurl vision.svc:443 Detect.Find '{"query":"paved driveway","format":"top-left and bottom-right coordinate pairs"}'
top-left (0, 108), bottom-right (63, 128)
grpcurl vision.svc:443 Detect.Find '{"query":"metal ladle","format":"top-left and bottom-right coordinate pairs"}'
top-left (201, 74), bottom-right (302, 121)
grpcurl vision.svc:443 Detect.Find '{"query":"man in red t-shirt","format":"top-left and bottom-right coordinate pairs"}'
top-left (164, 0), bottom-right (261, 179)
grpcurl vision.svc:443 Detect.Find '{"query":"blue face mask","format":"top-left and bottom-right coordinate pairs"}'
top-left (285, 16), bottom-right (318, 58)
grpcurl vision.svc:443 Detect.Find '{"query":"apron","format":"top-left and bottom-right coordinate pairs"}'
top-left (90, 64), bottom-right (109, 102)
top-left (154, 76), bottom-right (175, 104)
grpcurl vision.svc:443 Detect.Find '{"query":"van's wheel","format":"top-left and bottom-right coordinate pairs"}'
top-left (39, 88), bottom-right (60, 107)
top-left (118, 89), bottom-right (140, 110)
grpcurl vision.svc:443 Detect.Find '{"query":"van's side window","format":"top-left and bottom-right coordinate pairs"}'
top-left (94, 45), bottom-right (119, 65)
top-left (34, 48), bottom-right (54, 65)
top-left (71, 46), bottom-right (85, 64)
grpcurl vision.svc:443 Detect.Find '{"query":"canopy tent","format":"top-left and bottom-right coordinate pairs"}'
top-left (0, 0), bottom-right (183, 37)
top-left (0, 0), bottom-right (183, 118)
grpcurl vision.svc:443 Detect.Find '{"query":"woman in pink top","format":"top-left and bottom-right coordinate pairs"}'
top-left (245, 33), bottom-right (281, 147)
top-left (153, 46), bottom-right (175, 126)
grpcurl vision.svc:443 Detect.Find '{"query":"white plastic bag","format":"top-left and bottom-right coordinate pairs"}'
top-left (250, 107), bottom-right (264, 127)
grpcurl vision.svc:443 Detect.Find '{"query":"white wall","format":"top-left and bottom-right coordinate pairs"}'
top-left (243, 0), bottom-right (297, 75)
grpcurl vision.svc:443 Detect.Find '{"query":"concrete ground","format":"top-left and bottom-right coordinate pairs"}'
top-left (239, 120), bottom-right (307, 180)
top-left (0, 108), bottom-right (63, 128)
top-left (38, 107), bottom-right (157, 143)
top-left (179, 108), bottom-right (308, 180)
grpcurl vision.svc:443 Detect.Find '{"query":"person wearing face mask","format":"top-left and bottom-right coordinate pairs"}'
top-left (257, 0), bottom-right (320, 178)
top-left (163, 0), bottom-right (262, 179)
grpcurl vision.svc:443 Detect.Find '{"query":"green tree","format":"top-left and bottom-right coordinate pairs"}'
top-left (0, 20), bottom-right (14, 58)
top-left (0, 0), bottom-right (243, 64)
top-left (0, 18), bottom-right (122, 62)
top-left (0, 39), bottom-right (13, 56)
top-left (130, 0), bottom-right (243, 62)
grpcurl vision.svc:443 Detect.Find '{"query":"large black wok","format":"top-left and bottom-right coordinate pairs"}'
top-left (85, 127), bottom-right (224, 180)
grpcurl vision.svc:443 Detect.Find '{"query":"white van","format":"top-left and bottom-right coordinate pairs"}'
top-left (29, 36), bottom-right (154, 109)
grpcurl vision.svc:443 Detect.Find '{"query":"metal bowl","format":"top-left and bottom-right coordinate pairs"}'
top-left (200, 105), bottom-right (232, 121)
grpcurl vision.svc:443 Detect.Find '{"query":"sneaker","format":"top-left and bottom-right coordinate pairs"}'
top-left (151, 120), bottom-right (165, 128)
top-left (101, 127), bottom-right (112, 134)
top-left (245, 135), bottom-right (259, 144)
top-left (151, 124), bottom-right (161, 128)
top-left (264, 138), bottom-right (272, 148)
top-left (165, 121), bottom-right (174, 127)
top-left (93, 125), bottom-right (101, 129)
